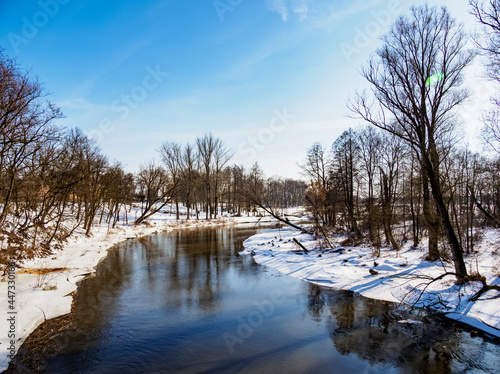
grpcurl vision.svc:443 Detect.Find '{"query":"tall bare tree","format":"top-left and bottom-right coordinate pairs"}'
top-left (196, 134), bottom-right (216, 219)
top-left (299, 142), bottom-right (329, 188)
top-left (0, 51), bottom-right (62, 224)
top-left (195, 133), bottom-right (232, 219)
top-left (350, 5), bottom-right (474, 281)
top-left (299, 143), bottom-right (336, 226)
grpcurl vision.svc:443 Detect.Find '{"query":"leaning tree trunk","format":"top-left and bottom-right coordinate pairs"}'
top-left (423, 150), bottom-right (468, 283)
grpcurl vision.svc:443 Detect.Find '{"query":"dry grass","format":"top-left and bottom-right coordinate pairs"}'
top-left (4, 308), bottom-right (76, 373)
top-left (17, 267), bottom-right (67, 290)
top-left (18, 268), bottom-right (69, 275)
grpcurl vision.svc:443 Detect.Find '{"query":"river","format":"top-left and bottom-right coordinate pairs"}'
top-left (19, 225), bottom-right (500, 373)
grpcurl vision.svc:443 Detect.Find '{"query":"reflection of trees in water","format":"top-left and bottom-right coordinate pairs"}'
top-left (51, 227), bottom-right (270, 366)
top-left (57, 228), bottom-right (258, 362)
top-left (74, 247), bottom-right (126, 328)
top-left (307, 283), bottom-right (325, 321)
top-left (55, 245), bottom-right (131, 363)
top-left (306, 285), bottom-right (500, 374)
top-left (160, 227), bottom-right (261, 314)
top-left (162, 228), bottom-right (224, 313)
top-left (76, 227), bottom-right (261, 318)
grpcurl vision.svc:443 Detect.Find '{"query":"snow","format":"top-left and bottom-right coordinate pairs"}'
top-left (241, 227), bottom-right (500, 340)
top-left (0, 205), bottom-right (305, 371)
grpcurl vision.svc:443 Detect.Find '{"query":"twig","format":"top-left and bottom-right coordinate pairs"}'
top-left (405, 272), bottom-right (458, 307)
top-left (38, 306), bottom-right (47, 322)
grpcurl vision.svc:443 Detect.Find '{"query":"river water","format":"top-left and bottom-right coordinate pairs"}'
top-left (38, 225), bottom-right (498, 373)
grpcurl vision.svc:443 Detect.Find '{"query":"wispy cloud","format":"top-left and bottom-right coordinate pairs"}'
top-left (267, 0), bottom-right (289, 21)
top-left (308, 0), bottom-right (389, 31)
top-left (267, 0), bottom-right (312, 21)
top-left (56, 97), bottom-right (101, 111)
top-left (267, 0), bottom-right (387, 28)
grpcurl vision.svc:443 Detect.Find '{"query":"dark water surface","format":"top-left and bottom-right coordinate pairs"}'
top-left (41, 226), bottom-right (499, 373)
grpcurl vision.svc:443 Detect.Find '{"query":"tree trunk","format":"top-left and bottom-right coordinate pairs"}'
top-left (367, 178), bottom-right (377, 244)
top-left (422, 168), bottom-right (440, 261)
top-left (381, 172), bottom-right (399, 250)
top-left (422, 151), bottom-right (468, 282)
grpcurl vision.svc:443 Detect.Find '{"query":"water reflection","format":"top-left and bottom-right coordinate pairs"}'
top-left (306, 283), bottom-right (500, 374)
top-left (32, 226), bottom-right (500, 374)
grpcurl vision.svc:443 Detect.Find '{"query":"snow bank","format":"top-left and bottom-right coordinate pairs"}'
top-left (241, 228), bottom-right (500, 340)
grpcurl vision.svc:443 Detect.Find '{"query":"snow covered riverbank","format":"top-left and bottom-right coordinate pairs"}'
top-left (0, 206), bottom-right (300, 372)
top-left (241, 228), bottom-right (500, 340)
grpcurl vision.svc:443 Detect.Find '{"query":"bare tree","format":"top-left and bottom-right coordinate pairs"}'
top-left (159, 141), bottom-right (183, 219)
top-left (298, 142), bottom-right (329, 188)
top-left (357, 126), bottom-right (382, 244)
top-left (378, 133), bottom-right (406, 251)
top-left (195, 133), bottom-right (232, 219)
top-left (0, 51), bottom-right (62, 224)
top-left (227, 165), bottom-right (245, 216)
top-left (299, 143), bottom-right (335, 226)
top-left (331, 129), bottom-right (362, 238)
top-left (212, 138), bottom-right (233, 218)
top-left (196, 134), bottom-right (216, 219)
top-left (180, 143), bottom-right (198, 220)
top-left (470, 0), bottom-right (500, 83)
top-left (350, 5), bottom-right (474, 282)
top-left (135, 162), bottom-right (178, 224)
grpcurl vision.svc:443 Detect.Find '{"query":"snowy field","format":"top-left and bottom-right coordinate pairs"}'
top-left (241, 228), bottom-right (500, 340)
top-left (0, 206), bottom-right (302, 371)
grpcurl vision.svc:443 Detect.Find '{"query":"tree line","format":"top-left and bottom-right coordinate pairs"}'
top-left (0, 51), bottom-right (305, 265)
top-left (136, 138), bottom-right (306, 224)
top-left (301, 127), bottom-right (498, 255)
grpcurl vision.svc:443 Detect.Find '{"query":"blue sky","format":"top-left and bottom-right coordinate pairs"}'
top-left (0, 0), bottom-right (485, 178)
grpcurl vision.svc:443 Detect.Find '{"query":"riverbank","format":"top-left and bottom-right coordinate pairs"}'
top-left (241, 228), bottom-right (500, 340)
top-left (0, 206), bottom-right (300, 372)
